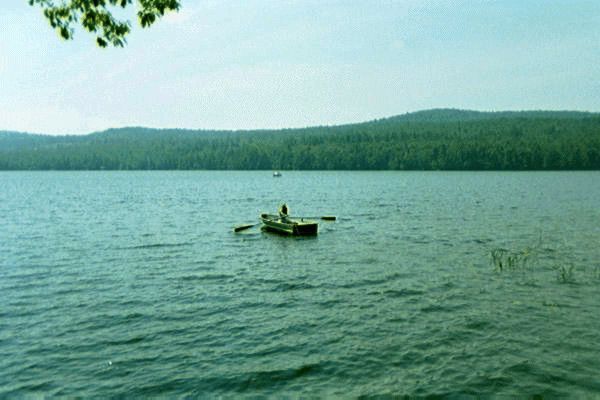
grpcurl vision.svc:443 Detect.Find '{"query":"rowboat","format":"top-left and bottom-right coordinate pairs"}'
top-left (260, 213), bottom-right (318, 236)
top-left (273, 171), bottom-right (282, 177)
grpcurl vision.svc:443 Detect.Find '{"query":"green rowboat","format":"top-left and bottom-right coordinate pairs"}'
top-left (260, 213), bottom-right (318, 236)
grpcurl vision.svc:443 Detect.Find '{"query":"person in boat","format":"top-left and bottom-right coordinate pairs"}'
top-left (279, 203), bottom-right (290, 222)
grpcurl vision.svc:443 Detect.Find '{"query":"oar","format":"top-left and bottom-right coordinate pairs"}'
top-left (234, 222), bottom-right (260, 232)
top-left (320, 216), bottom-right (336, 221)
top-left (297, 216), bottom-right (336, 221)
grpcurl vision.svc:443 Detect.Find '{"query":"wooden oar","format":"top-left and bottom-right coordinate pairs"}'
top-left (234, 222), bottom-right (260, 232)
top-left (297, 216), bottom-right (336, 221)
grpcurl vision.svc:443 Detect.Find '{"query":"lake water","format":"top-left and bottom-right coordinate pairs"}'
top-left (1, 171), bottom-right (600, 397)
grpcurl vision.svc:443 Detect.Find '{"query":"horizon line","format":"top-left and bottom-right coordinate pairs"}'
top-left (2, 107), bottom-right (598, 137)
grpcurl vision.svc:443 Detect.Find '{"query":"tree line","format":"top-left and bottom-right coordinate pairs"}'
top-left (1, 109), bottom-right (599, 170)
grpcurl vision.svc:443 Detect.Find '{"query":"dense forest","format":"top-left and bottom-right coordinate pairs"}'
top-left (1, 109), bottom-right (599, 170)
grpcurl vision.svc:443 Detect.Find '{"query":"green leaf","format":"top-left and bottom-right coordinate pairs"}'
top-left (96, 37), bottom-right (108, 47)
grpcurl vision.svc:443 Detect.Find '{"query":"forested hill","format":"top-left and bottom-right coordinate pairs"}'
top-left (1, 109), bottom-right (599, 170)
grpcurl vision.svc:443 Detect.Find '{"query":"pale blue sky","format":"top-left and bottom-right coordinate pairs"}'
top-left (1, 0), bottom-right (599, 135)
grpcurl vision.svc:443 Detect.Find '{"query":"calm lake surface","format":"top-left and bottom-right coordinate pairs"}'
top-left (1, 171), bottom-right (600, 397)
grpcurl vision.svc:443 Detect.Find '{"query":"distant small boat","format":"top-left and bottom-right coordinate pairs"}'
top-left (260, 213), bottom-right (318, 236)
top-left (273, 171), bottom-right (282, 177)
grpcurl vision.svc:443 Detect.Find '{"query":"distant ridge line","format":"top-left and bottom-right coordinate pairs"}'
top-left (1, 107), bottom-right (599, 171)
top-left (1, 108), bottom-right (599, 138)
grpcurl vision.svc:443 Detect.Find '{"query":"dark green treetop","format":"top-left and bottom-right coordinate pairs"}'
top-left (28, 0), bottom-right (181, 47)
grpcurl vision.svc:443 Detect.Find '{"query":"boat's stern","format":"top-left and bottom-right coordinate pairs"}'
top-left (293, 221), bottom-right (318, 235)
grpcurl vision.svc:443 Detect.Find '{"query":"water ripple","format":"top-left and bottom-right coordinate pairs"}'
top-left (2, 171), bottom-right (600, 397)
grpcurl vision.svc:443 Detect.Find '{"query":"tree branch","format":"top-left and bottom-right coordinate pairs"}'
top-left (29, 0), bottom-right (181, 47)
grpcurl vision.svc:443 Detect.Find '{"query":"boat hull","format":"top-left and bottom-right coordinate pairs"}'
top-left (260, 214), bottom-right (318, 236)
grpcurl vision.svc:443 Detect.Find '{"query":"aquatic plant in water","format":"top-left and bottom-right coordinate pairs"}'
top-left (554, 264), bottom-right (576, 284)
top-left (489, 235), bottom-right (596, 285)
top-left (490, 247), bottom-right (535, 272)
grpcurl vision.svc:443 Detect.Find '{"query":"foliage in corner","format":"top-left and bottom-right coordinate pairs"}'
top-left (28, 0), bottom-right (181, 47)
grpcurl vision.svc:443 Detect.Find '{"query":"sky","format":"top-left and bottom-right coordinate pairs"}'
top-left (1, 0), bottom-right (599, 135)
